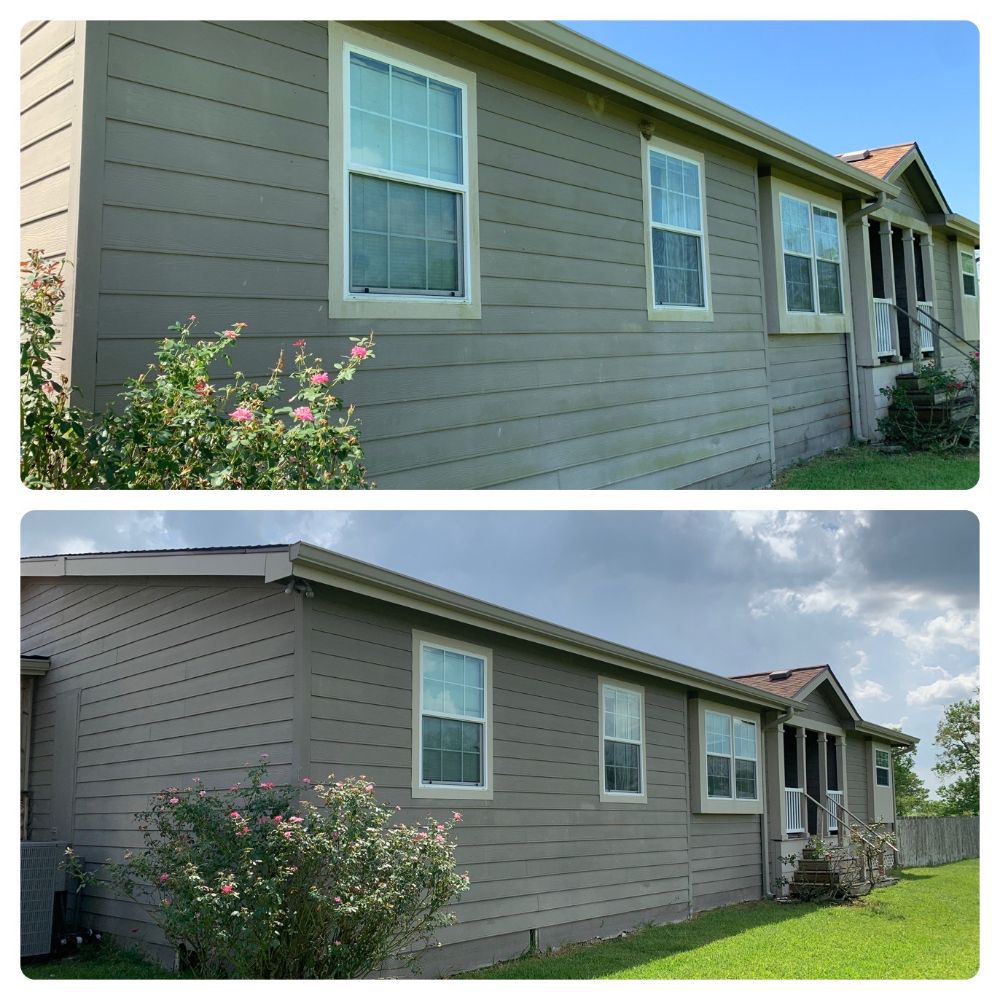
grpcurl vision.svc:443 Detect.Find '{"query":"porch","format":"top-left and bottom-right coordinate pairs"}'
top-left (779, 725), bottom-right (846, 839)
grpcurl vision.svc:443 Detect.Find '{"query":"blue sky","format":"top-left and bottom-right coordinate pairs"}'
top-left (563, 21), bottom-right (980, 219)
top-left (21, 510), bottom-right (979, 797)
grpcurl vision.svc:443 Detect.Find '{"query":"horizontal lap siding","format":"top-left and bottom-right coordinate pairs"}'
top-left (689, 813), bottom-right (762, 911)
top-left (20, 575), bottom-right (297, 947)
top-left (308, 587), bottom-right (694, 971)
top-left (768, 333), bottom-right (851, 469)
top-left (798, 684), bottom-right (842, 728)
top-left (91, 20), bottom-right (771, 489)
top-left (844, 733), bottom-right (870, 823)
top-left (20, 21), bottom-right (77, 381)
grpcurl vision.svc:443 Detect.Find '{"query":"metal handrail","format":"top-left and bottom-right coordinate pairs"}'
top-left (800, 789), bottom-right (897, 855)
top-left (914, 305), bottom-right (978, 351)
top-left (891, 301), bottom-right (978, 360)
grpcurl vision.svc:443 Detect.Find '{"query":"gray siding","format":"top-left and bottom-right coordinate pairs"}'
top-left (768, 333), bottom-right (852, 468)
top-left (932, 237), bottom-right (956, 335)
top-left (20, 21), bottom-right (79, 381)
top-left (306, 586), bottom-right (764, 973)
top-left (82, 20), bottom-right (772, 489)
top-left (20, 575), bottom-right (298, 955)
top-left (844, 733), bottom-right (870, 823)
top-left (798, 683), bottom-right (844, 728)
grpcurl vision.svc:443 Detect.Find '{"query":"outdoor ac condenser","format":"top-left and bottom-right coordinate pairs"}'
top-left (21, 842), bottom-right (65, 957)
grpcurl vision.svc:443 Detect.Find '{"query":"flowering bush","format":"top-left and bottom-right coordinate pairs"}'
top-left (99, 320), bottom-right (375, 489)
top-left (20, 250), bottom-right (94, 488)
top-left (20, 248), bottom-right (376, 490)
top-left (66, 760), bottom-right (468, 978)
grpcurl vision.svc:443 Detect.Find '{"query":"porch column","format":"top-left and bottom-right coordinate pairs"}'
top-left (817, 732), bottom-right (829, 837)
top-left (901, 229), bottom-right (921, 365)
top-left (835, 734), bottom-right (848, 809)
top-left (774, 723), bottom-right (787, 837)
top-left (878, 221), bottom-right (901, 361)
top-left (795, 727), bottom-right (808, 835)
top-left (846, 210), bottom-right (877, 368)
top-left (920, 233), bottom-right (942, 367)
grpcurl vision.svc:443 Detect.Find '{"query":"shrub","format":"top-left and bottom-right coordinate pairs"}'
top-left (20, 251), bottom-right (94, 488)
top-left (66, 760), bottom-right (469, 979)
top-left (20, 249), bottom-right (376, 489)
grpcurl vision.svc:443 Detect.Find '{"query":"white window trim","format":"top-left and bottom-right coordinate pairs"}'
top-left (779, 193), bottom-right (844, 317)
top-left (598, 676), bottom-right (647, 804)
top-left (328, 23), bottom-right (481, 320)
top-left (641, 137), bottom-right (714, 323)
top-left (874, 748), bottom-right (891, 788)
top-left (411, 630), bottom-right (493, 800)
top-left (690, 698), bottom-right (763, 815)
top-left (960, 251), bottom-right (978, 298)
top-left (705, 709), bottom-right (759, 802)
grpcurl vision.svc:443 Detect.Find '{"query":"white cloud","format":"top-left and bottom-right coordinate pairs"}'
top-left (853, 679), bottom-right (891, 702)
top-left (729, 511), bottom-right (810, 561)
top-left (906, 670), bottom-right (980, 707)
top-left (902, 609), bottom-right (979, 657)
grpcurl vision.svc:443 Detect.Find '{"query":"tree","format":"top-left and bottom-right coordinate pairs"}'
top-left (892, 746), bottom-right (930, 815)
top-left (932, 694), bottom-right (979, 815)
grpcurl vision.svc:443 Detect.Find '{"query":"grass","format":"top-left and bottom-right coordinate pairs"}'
top-left (772, 444), bottom-right (979, 489)
top-left (464, 859), bottom-right (979, 980)
top-left (22, 941), bottom-right (177, 980)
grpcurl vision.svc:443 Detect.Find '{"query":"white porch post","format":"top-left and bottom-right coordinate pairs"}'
top-left (796, 727), bottom-right (808, 836)
top-left (920, 233), bottom-right (941, 366)
top-left (775, 723), bottom-right (787, 837)
top-left (878, 221), bottom-right (901, 361)
top-left (901, 229), bottom-right (921, 365)
top-left (817, 732), bottom-right (829, 837)
top-left (836, 735), bottom-right (848, 844)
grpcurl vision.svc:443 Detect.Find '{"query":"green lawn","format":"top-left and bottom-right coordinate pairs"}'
top-left (465, 859), bottom-right (979, 980)
top-left (22, 942), bottom-right (177, 980)
top-left (772, 445), bottom-right (979, 490)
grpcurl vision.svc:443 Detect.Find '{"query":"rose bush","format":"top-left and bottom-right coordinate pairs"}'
top-left (67, 759), bottom-right (469, 978)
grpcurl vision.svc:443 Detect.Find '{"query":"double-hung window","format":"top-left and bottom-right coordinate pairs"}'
top-left (960, 251), bottom-right (977, 297)
top-left (875, 749), bottom-right (891, 787)
top-left (600, 679), bottom-right (645, 800)
top-left (705, 710), bottom-right (758, 800)
top-left (331, 24), bottom-right (480, 319)
top-left (780, 194), bottom-right (843, 315)
top-left (412, 634), bottom-right (491, 798)
top-left (644, 140), bottom-right (712, 319)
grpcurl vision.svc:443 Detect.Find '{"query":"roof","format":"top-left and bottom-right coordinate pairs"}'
top-left (837, 143), bottom-right (916, 180)
top-left (729, 665), bottom-right (830, 699)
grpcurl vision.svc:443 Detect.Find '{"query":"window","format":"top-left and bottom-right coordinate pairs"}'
top-left (648, 147), bottom-right (708, 308)
top-left (961, 252), bottom-right (977, 297)
top-left (600, 679), bottom-right (645, 799)
top-left (875, 749), bottom-right (891, 787)
top-left (414, 637), bottom-right (489, 795)
top-left (779, 194), bottom-right (843, 315)
top-left (330, 24), bottom-right (481, 320)
top-left (705, 710), bottom-right (757, 800)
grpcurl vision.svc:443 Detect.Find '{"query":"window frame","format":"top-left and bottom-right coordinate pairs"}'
top-left (598, 676), bottom-right (647, 804)
top-left (960, 251), bottom-right (978, 298)
top-left (779, 193), bottom-right (844, 317)
top-left (329, 23), bottom-right (481, 320)
top-left (411, 630), bottom-right (493, 800)
top-left (705, 709), bottom-right (758, 802)
top-left (874, 748), bottom-right (891, 788)
top-left (641, 137), bottom-right (713, 322)
top-left (690, 698), bottom-right (763, 814)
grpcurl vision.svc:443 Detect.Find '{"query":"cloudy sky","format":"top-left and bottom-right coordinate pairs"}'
top-left (21, 509), bottom-right (978, 793)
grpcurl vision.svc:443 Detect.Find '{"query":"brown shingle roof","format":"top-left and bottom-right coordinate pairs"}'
top-left (729, 665), bottom-right (829, 699)
top-left (837, 143), bottom-right (915, 180)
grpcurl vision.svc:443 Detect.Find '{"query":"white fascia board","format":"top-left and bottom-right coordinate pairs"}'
top-left (20, 550), bottom-right (287, 578)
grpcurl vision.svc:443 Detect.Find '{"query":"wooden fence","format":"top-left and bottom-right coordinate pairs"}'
top-left (896, 816), bottom-right (979, 867)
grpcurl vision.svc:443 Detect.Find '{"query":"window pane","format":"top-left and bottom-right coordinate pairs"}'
top-left (876, 767), bottom-right (890, 788)
top-left (780, 195), bottom-right (812, 255)
top-left (784, 254), bottom-right (814, 312)
top-left (652, 230), bottom-right (704, 307)
top-left (812, 207), bottom-right (841, 262)
top-left (391, 120), bottom-right (428, 177)
top-left (427, 241), bottom-right (459, 292)
top-left (350, 109), bottom-right (389, 170)
top-left (650, 151), bottom-right (702, 234)
top-left (817, 260), bottom-right (842, 314)
top-left (350, 54), bottom-right (390, 115)
top-left (707, 753), bottom-right (732, 797)
top-left (875, 750), bottom-right (890, 768)
top-left (429, 80), bottom-right (461, 134)
top-left (429, 132), bottom-right (462, 183)
top-left (391, 67), bottom-right (427, 125)
top-left (733, 719), bottom-right (756, 760)
top-left (705, 711), bottom-right (731, 755)
top-left (422, 747), bottom-right (440, 783)
top-left (961, 252), bottom-right (976, 275)
top-left (735, 759), bottom-right (757, 799)
top-left (604, 740), bottom-right (640, 793)
top-left (441, 750), bottom-right (463, 782)
top-left (426, 189), bottom-right (459, 241)
top-left (963, 273), bottom-right (976, 296)
top-left (350, 231), bottom-right (388, 289)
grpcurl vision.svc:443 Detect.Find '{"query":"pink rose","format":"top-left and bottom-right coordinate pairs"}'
top-left (222, 329), bottom-right (238, 339)
top-left (260, 781), bottom-right (274, 790)
top-left (310, 372), bottom-right (330, 385)
top-left (230, 811), bottom-right (241, 819)
top-left (334, 940), bottom-right (341, 947)
top-left (274, 815), bottom-right (283, 823)
top-left (334, 896), bottom-right (342, 904)
top-left (453, 812), bottom-right (463, 822)
top-left (289, 816), bottom-right (304, 824)
top-left (351, 345), bottom-right (368, 359)
top-left (187, 314), bottom-right (197, 322)
top-left (159, 874), bottom-right (169, 882)
top-left (260, 753), bottom-right (269, 759)
top-left (168, 797), bottom-right (179, 805)
top-left (292, 405), bottom-right (314, 422)
top-left (41, 381), bottom-right (55, 395)
top-left (302, 777), bottom-right (311, 784)
top-left (221, 885), bottom-right (233, 895)
top-left (199, 790), bottom-right (207, 798)
top-left (436, 824), bottom-right (445, 832)
top-left (283, 831), bottom-right (292, 839)
top-left (365, 784), bottom-right (374, 794)
top-left (229, 406), bottom-right (254, 422)
top-left (293, 339), bottom-right (306, 347)
top-left (435, 835), bottom-right (445, 844)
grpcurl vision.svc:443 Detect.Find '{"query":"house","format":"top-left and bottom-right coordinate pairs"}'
top-left (21, 544), bottom-right (917, 974)
top-left (20, 21), bottom-right (979, 489)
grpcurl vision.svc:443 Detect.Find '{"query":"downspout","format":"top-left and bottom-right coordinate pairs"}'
top-left (762, 709), bottom-right (796, 898)
top-left (844, 191), bottom-right (890, 440)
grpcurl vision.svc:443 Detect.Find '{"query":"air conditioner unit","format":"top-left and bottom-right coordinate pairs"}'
top-left (21, 842), bottom-right (66, 957)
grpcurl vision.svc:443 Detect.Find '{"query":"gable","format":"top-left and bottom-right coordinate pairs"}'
top-left (798, 679), bottom-right (854, 727)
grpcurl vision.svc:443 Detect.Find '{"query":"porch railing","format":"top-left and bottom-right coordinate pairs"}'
top-left (873, 298), bottom-right (895, 357)
top-left (827, 789), bottom-right (844, 833)
top-left (916, 301), bottom-right (934, 353)
top-left (785, 786), bottom-right (805, 834)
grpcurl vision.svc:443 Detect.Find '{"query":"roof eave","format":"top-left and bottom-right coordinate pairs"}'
top-left (450, 20), bottom-right (896, 200)
top-left (288, 541), bottom-right (796, 711)
top-left (851, 720), bottom-right (919, 747)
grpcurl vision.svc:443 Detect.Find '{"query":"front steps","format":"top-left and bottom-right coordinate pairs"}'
top-left (789, 843), bottom-right (895, 901)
